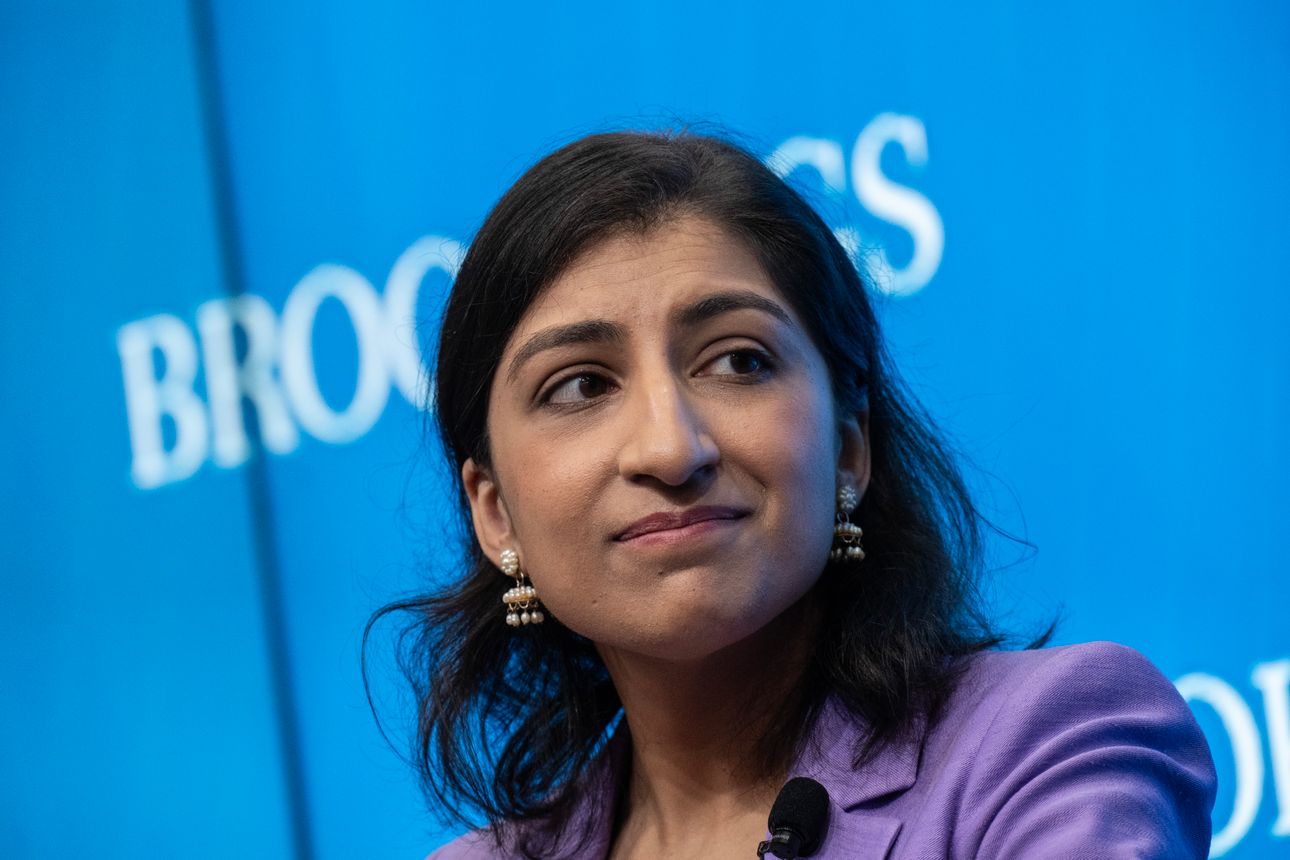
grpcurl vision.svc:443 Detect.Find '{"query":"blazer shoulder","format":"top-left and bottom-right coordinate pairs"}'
top-left (948, 640), bottom-right (1196, 719)
top-left (938, 640), bottom-right (1216, 858)
top-left (948, 640), bottom-right (1211, 775)
top-left (960, 639), bottom-right (1167, 692)
top-left (425, 829), bottom-right (501, 860)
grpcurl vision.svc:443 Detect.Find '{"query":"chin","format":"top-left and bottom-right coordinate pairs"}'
top-left (593, 596), bottom-right (795, 663)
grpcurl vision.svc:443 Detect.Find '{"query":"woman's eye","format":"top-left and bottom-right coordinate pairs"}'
top-left (543, 372), bottom-right (614, 406)
top-left (703, 349), bottom-right (774, 377)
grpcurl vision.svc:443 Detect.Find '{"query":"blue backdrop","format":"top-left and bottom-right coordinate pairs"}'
top-left (1, 1), bottom-right (1287, 857)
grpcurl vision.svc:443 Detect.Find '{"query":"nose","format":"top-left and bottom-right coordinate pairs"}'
top-left (617, 376), bottom-right (720, 490)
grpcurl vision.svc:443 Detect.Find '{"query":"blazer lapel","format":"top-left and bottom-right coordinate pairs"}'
top-left (786, 698), bottom-right (927, 859)
top-left (813, 813), bottom-right (903, 859)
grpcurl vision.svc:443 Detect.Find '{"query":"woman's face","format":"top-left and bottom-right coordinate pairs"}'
top-left (464, 216), bottom-right (869, 661)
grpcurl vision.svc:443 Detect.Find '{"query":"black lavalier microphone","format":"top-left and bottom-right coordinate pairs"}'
top-left (756, 776), bottom-right (831, 858)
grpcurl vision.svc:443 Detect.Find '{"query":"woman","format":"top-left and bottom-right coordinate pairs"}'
top-left (378, 130), bottom-right (1216, 858)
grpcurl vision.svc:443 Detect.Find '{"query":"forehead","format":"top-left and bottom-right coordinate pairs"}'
top-left (509, 216), bottom-right (787, 339)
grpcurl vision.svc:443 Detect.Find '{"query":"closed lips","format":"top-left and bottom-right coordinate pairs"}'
top-left (614, 507), bottom-right (748, 541)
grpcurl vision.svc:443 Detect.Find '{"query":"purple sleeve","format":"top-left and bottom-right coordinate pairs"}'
top-left (966, 642), bottom-right (1216, 858)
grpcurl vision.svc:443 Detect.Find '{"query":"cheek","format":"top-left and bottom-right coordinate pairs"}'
top-left (495, 418), bottom-right (606, 523)
top-left (490, 425), bottom-right (614, 599)
top-left (757, 387), bottom-right (840, 557)
top-left (740, 378), bottom-right (838, 501)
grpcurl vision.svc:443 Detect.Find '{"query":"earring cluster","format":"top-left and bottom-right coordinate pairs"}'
top-left (829, 485), bottom-right (865, 564)
top-left (499, 548), bottom-right (544, 627)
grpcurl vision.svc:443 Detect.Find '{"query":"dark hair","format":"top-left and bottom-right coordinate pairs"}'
top-left (370, 128), bottom-right (1019, 853)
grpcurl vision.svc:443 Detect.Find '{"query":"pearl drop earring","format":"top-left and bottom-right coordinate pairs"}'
top-left (829, 485), bottom-right (865, 564)
top-left (499, 548), bottom-right (544, 627)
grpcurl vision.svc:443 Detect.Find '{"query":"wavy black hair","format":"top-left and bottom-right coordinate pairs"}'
top-left (369, 128), bottom-right (1027, 855)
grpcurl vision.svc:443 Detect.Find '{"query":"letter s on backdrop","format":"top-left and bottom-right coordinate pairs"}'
top-left (851, 113), bottom-right (945, 297)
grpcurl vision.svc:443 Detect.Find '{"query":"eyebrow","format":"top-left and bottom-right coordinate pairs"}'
top-left (505, 289), bottom-right (796, 383)
top-left (506, 319), bottom-right (625, 383)
top-left (670, 289), bottom-right (795, 330)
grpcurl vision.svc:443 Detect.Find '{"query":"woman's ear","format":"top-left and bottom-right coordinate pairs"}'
top-left (836, 409), bottom-right (872, 501)
top-left (462, 457), bottom-right (515, 565)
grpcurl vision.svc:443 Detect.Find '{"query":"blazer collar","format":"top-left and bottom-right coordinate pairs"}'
top-left (545, 697), bottom-right (926, 859)
top-left (783, 698), bottom-right (926, 858)
top-left (789, 696), bottom-right (925, 809)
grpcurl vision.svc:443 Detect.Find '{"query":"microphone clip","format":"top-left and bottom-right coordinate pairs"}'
top-left (756, 828), bottom-right (805, 859)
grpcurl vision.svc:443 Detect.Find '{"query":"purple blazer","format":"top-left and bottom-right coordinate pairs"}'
top-left (428, 641), bottom-right (1216, 858)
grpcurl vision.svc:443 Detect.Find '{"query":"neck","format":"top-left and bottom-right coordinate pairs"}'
top-left (598, 596), bottom-right (820, 850)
